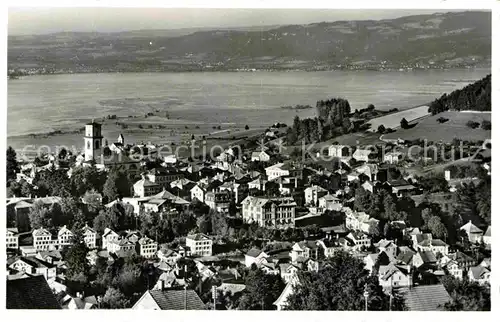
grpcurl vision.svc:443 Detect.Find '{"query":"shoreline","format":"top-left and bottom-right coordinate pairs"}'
top-left (7, 65), bottom-right (491, 79)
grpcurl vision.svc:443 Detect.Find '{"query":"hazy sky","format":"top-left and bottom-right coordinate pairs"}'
top-left (8, 8), bottom-right (473, 35)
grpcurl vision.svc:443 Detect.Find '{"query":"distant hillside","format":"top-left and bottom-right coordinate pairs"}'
top-left (428, 74), bottom-right (491, 114)
top-left (8, 11), bottom-right (491, 74)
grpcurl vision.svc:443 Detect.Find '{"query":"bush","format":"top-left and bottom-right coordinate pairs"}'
top-left (466, 120), bottom-right (480, 129)
top-left (377, 125), bottom-right (386, 134)
top-left (245, 125), bottom-right (250, 130)
top-left (481, 120), bottom-right (491, 130)
top-left (437, 117), bottom-right (449, 123)
top-left (400, 118), bottom-right (409, 129)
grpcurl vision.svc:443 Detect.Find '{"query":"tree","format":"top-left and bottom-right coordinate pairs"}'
top-left (114, 261), bottom-right (144, 297)
top-left (83, 189), bottom-right (102, 213)
top-left (377, 125), bottom-right (386, 134)
top-left (441, 276), bottom-right (490, 311)
top-left (238, 267), bottom-right (285, 310)
top-left (285, 252), bottom-right (403, 310)
top-left (353, 188), bottom-right (371, 212)
top-left (20, 180), bottom-right (34, 197)
top-left (427, 216), bottom-right (448, 240)
top-left (101, 287), bottom-right (130, 309)
top-left (7, 180), bottom-right (22, 197)
top-left (480, 120), bottom-right (491, 131)
top-left (245, 125), bottom-right (250, 130)
top-left (197, 214), bottom-right (212, 234)
top-left (70, 165), bottom-right (107, 197)
top-left (103, 167), bottom-right (130, 202)
top-left (6, 146), bottom-right (19, 182)
top-left (65, 234), bottom-right (90, 289)
top-left (28, 200), bottom-right (53, 229)
top-left (400, 118), bottom-right (409, 129)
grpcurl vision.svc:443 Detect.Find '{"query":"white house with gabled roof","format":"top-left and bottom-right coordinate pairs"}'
top-left (58, 225), bottom-right (74, 247)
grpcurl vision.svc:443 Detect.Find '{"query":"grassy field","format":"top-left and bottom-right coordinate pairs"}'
top-left (367, 105), bottom-right (430, 131)
top-left (383, 111), bottom-right (491, 142)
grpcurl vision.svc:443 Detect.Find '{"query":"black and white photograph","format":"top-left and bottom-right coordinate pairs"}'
top-left (4, 1), bottom-right (494, 312)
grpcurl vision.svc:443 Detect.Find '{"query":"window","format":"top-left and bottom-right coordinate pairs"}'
top-left (87, 141), bottom-right (91, 149)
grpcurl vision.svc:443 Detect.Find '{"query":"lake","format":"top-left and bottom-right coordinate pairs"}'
top-left (7, 69), bottom-right (490, 150)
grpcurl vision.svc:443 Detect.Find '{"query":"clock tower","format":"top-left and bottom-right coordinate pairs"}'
top-left (84, 120), bottom-right (103, 161)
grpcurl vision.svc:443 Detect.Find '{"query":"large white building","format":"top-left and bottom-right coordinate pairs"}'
top-left (241, 196), bottom-right (296, 229)
top-left (138, 236), bottom-right (158, 258)
top-left (32, 227), bottom-right (57, 251)
top-left (186, 233), bottom-right (213, 257)
top-left (265, 163), bottom-right (289, 181)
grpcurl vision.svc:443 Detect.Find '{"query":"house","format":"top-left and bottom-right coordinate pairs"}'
top-left (374, 239), bottom-right (398, 260)
top-left (244, 248), bottom-right (269, 268)
top-left (354, 164), bottom-right (379, 181)
top-left (416, 239), bottom-right (449, 256)
top-left (82, 225), bottom-right (97, 249)
top-left (411, 233), bottom-right (433, 249)
top-left (344, 208), bottom-right (379, 234)
top-left (241, 196), bottom-right (296, 229)
top-left (60, 293), bottom-right (98, 309)
top-left (205, 190), bottom-right (231, 213)
top-left (316, 238), bottom-right (340, 258)
top-left (132, 289), bottom-right (206, 310)
top-left (385, 179), bottom-right (417, 197)
top-left (468, 265), bottom-right (490, 285)
top-left (265, 163), bottom-right (289, 180)
top-left (102, 228), bottom-right (120, 251)
top-left (412, 250), bottom-right (437, 269)
top-left (248, 177), bottom-right (267, 191)
top-left (440, 251), bottom-right (475, 273)
top-left (32, 227), bottom-right (56, 251)
top-left (483, 226), bottom-right (491, 246)
top-left (138, 236), bottom-right (158, 258)
top-left (362, 180), bottom-right (381, 193)
top-left (57, 225), bottom-right (74, 247)
top-left (353, 149), bottom-right (374, 162)
top-left (279, 263), bottom-right (300, 284)
top-left (9, 257), bottom-right (57, 281)
top-left (133, 176), bottom-right (162, 198)
top-left (384, 152), bottom-right (404, 164)
top-left (304, 185), bottom-right (328, 206)
top-left (6, 228), bottom-right (19, 249)
top-left (147, 167), bottom-right (184, 188)
top-left (403, 284), bottom-right (451, 311)
top-left (327, 145), bottom-right (352, 161)
top-left (460, 220), bottom-right (484, 244)
top-left (190, 184), bottom-right (207, 203)
top-left (378, 263), bottom-right (411, 289)
top-left (273, 277), bottom-right (299, 311)
top-left (290, 241), bottom-right (321, 262)
top-left (318, 193), bottom-right (342, 211)
top-left (157, 247), bottom-right (183, 266)
top-left (251, 150), bottom-right (271, 162)
top-left (364, 253), bottom-right (380, 274)
top-left (7, 275), bottom-right (62, 309)
top-left (163, 154), bottom-right (178, 165)
top-left (346, 231), bottom-right (371, 250)
top-left (185, 233), bottom-right (212, 257)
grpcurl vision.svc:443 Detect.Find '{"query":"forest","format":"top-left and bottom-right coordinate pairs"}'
top-left (428, 74), bottom-right (491, 115)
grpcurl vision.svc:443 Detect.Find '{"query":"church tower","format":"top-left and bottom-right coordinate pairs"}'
top-left (84, 120), bottom-right (103, 161)
top-left (117, 133), bottom-right (125, 145)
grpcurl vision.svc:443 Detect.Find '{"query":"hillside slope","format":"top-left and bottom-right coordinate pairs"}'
top-left (8, 11), bottom-right (491, 73)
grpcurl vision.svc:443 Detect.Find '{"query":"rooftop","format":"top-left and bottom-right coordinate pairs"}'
top-left (7, 275), bottom-right (61, 309)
